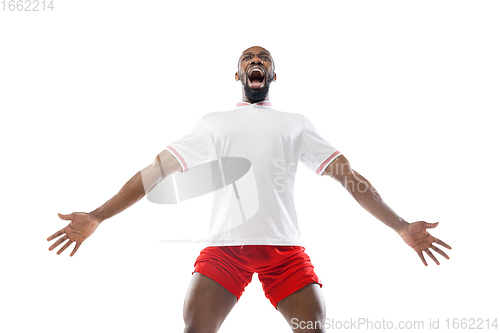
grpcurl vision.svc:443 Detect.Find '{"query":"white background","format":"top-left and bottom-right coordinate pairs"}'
top-left (1, 1), bottom-right (499, 332)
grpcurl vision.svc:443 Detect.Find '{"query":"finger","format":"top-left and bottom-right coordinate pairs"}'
top-left (423, 221), bottom-right (439, 229)
top-left (47, 229), bottom-right (64, 241)
top-left (430, 245), bottom-right (450, 260)
top-left (433, 236), bottom-right (452, 250)
top-left (48, 235), bottom-right (68, 251)
top-left (57, 240), bottom-right (74, 255)
top-left (425, 249), bottom-right (440, 265)
top-left (417, 252), bottom-right (428, 266)
top-left (70, 243), bottom-right (81, 257)
top-left (58, 213), bottom-right (74, 221)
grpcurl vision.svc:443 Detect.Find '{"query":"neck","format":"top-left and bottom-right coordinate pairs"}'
top-left (242, 96), bottom-right (270, 104)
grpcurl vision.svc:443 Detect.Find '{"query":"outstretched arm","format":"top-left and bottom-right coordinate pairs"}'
top-left (47, 149), bottom-right (182, 256)
top-left (89, 149), bottom-right (182, 223)
top-left (322, 154), bottom-right (451, 266)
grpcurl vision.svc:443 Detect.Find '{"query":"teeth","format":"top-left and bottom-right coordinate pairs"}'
top-left (248, 68), bottom-right (265, 83)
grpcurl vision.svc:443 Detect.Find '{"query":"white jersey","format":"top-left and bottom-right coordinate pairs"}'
top-left (165, 101), bottom-right (341, 246)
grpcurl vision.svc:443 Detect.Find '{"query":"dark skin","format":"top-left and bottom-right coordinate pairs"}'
top-left (235, 46), bottom-right (276, 103)
top-left (48, 46), bottom-right (451, 333)
top-left (322, 154), bottom-right (452, 266)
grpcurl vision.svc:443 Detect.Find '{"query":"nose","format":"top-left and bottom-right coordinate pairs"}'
top-left (250, 55), bottom-right (263, 65)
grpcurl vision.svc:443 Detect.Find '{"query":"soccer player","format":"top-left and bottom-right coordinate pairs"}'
top-left (47, 46), bottom-right (451, 333)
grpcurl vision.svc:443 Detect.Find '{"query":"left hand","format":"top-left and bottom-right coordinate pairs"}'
top-left (47, 212), bottom-right (100, 256)
top-left (399, 221), bottom-right (452, 266)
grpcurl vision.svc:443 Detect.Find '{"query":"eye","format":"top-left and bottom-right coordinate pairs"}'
top-left (243, 56), bottom-right (251, 60)
top-left (262, 56), bottom-right (269, 60)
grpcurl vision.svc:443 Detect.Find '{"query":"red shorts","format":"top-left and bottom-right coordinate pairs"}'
top-left (192, 245), bottom-right (322, 309)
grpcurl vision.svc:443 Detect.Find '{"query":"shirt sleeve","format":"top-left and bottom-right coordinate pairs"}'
top-left (165, 117), bottom-right (212, 172)
top-left (299, 115), bottom-right (342, 176)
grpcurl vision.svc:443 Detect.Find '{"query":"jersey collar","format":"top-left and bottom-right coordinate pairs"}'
top-left (236, 101), bottom-right (272, 107)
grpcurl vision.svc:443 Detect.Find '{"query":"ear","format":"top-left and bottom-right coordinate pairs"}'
top-left (273, 73), bottom-right (277, 82)
top-left (235, 72), bottom-right (240, 81)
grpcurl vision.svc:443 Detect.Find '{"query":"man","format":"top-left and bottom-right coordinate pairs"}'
top-left (47, 46), bottom-right (452, 333)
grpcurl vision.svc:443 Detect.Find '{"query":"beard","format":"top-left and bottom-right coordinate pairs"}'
top-left (243, 83), bottom-right (270, 103)
top-left (241, 72), bottom-right (274, 103)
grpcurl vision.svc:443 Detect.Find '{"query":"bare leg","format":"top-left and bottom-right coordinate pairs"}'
top-left (183, 272), bottom-right (238, 333)
top-left (277, 283), bottom-right (326, 333)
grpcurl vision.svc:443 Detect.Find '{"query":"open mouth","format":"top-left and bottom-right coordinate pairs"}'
top-left (247, 67), bottom-right (265, 89)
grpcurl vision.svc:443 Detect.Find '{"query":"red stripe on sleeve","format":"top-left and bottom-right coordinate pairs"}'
top-left (167, 145), bottom-right (188, 172)
top-left (316, 151), bottom-right (341, 175)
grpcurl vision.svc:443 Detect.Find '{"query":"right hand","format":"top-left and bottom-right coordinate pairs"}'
top-left (47, 212), bottom-right (100, 256)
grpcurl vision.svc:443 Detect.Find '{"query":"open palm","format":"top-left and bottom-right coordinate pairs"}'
top-left (399, 221), bottom-right (452, 266)
top-left (47, 212), bottom-right (100, 256)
